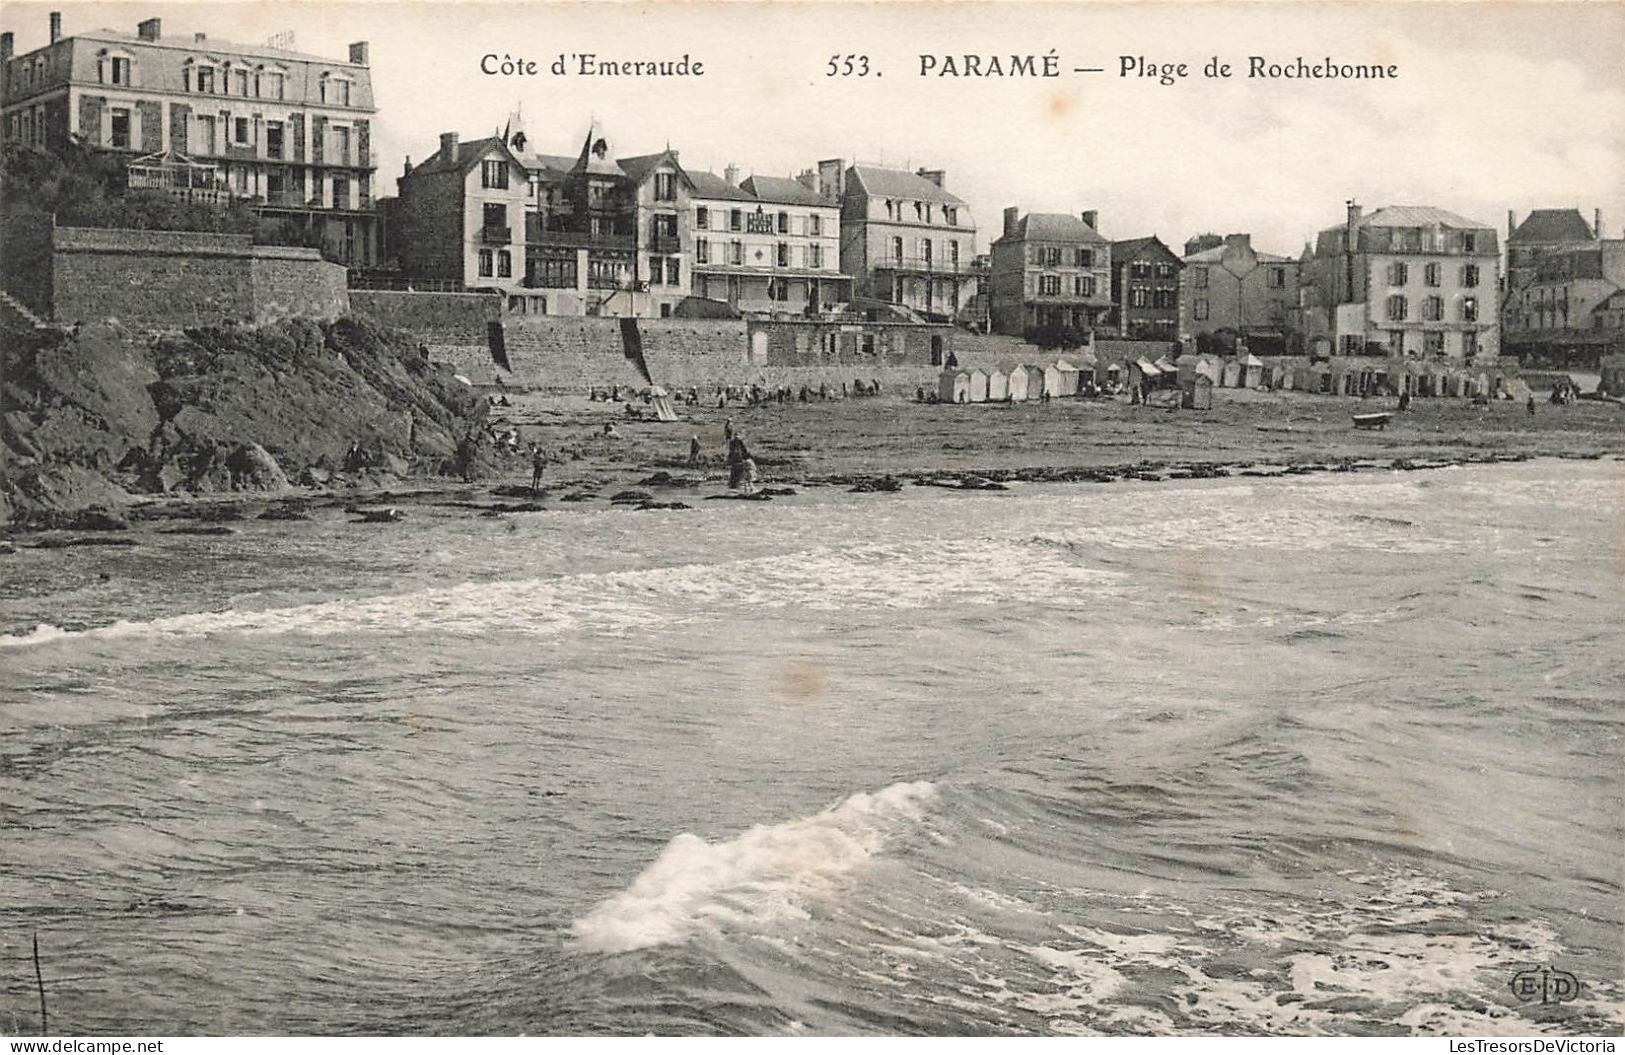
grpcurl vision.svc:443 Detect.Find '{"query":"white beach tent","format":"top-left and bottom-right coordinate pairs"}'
top-left (1007, 364), bottom-right (1034, 402)
top-left (1022, 364), bottom-right (1049, 400)
top-left (968, 368), bottom-right (990, 403)
top-left (1046, 359), bottom-right (1081, 398)
top-left (939, 369), bottom-right (971, 404)
top-left (987, 365), bottom-right (1011, 402)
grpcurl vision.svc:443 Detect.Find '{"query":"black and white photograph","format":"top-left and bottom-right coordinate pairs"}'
top-left (1, 0), bottom-right (1622, 1040)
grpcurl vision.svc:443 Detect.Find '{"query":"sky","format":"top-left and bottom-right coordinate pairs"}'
top-left (5, 1), bottom-right (1623, 257)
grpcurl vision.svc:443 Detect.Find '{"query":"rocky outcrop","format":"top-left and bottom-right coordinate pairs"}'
top-left (1, 315), bottom-right (493, 520)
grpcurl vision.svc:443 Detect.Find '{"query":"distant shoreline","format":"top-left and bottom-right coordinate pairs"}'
top-left (4, 386), bottom-right (1620, 542)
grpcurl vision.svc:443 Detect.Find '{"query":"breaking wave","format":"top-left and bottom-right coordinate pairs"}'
top-left (570, 781), bottom-right (939, 954)
top-left (0, 538), bottom-right (1122, 649)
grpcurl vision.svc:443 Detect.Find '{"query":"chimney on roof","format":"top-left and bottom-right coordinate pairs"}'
top-left (1595, 209), bottom-right (1603, 241)
top-left (137, 18), bottom-right (161, 41)
top-left (349, 41), bottom-right (369, 66)
top-left (1224, 233), bottom-right (1251, 250)
top-left (440, 132), bottom-right (459, 162)
top-left (817, 159), bottom-right (844, 203)
top-left (1081, 210), bottom-right (1098, 230)
top-left (1508, 209), bottom-right (1516, 240)
top-left (1346, 200), bottom-right (1362, 232)
top-left (1003, 206), bottom-right (1020, 238)
top-left (194, 32), bottom-right (206, 42)
top-left (403, 156), bottom-right (412, 176)
top-left (916, 168), bottom-right (944, 189)
top-left (723, 164), bottom-right (739, 186)
top-left (2, 32), bottom-right (14, 64)
top-left (49, 12), bottom-right (62, 43)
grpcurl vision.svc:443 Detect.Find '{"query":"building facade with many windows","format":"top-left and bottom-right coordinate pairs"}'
top-left (394, 132), bottom-right (531, 294)
top-left (822, 162), bottom-right (978, 321)
top-left (1109, 236), bottom-right (1182, 339)
top-left (989, 209), bottom-right (1111, 336)
top-left (1, 12), bottom-right (379, 265)
top-left (686, 170), bottom-right (849, 316)
top-left (1302, 203), bottom-right (1499, 359)
top-left (1178, 233), bottom-right (1299, 346)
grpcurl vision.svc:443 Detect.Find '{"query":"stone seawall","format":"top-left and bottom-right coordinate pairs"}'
top-left (349, 290), bottom-right (502, 347)
top-left (48, 226), bottom-right (349, 331)
top-left (343, 296), bottom-right (970, 392)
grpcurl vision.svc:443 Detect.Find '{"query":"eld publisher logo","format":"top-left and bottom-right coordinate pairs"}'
top-left (1509, 965), bottom-right (1581, 1005)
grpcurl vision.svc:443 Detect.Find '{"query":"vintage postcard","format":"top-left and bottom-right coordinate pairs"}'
top-left (1, 0), bottom-right (1622, 1040)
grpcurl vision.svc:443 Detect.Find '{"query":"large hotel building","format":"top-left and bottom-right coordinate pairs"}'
top-left (1, 11), bottom-right (380, 265)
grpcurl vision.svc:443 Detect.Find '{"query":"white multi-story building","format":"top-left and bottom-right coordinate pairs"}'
top-left (817, 161), bottom-right (978, 321)
top-left (686, 168), bottom-right (850, 315)
top-left (1, 11), bottom-right (379, 265)
top-left (1303, 203), bottom-right (1500, 359)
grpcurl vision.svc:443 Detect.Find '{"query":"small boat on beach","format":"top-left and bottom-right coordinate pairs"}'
top-left (1352, 412), bottom-right (1394, 431)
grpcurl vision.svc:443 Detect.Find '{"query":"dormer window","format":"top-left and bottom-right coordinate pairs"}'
top-left (96, 48), bottom-right (134, 86)
top-left (185, 59), bottom-right (219, 94)
top-left (320, 73), bottom-right (353, 106)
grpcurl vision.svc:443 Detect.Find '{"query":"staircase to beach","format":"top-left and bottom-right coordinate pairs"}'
top-left (0, 288), bottom-right (52, 333)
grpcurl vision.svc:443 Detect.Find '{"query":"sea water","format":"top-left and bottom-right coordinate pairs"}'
top-left (2, 459), bottom-right (1621, 1035)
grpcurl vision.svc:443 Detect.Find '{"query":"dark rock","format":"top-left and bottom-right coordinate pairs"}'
top-left (160, 524), bottom-right (237, 536)
top-left (609, 490), bottom-right (654, 504)
top-left (849, 476), bottom-right (903, 493)
top-left (225, 442), bottom-right (291, 492)
top-left (258, 505), bottom-right (313, 521)
top-left (634, 500), bottom-right (692, 511)
top-left (33, 535), bottom-right (140, 549)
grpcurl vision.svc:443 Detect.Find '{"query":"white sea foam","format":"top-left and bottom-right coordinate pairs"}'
top-left (1007, 871), bottom-right (1621, 1036)
top-left (0, 537), bottom-right (1122, 650)
top-left (569, 781), bottom-right (938, 955)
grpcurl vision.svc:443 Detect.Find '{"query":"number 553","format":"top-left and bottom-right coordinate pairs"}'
top-left (827, 54), bottom-right (872, 77)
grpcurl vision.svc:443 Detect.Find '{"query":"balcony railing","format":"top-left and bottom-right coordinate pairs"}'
top-left (649, 233), bottom-right (682, 253)
top-left (872, 255), bottom-right (969, 274)
top-left (538, 229), bottom-right (636, 251)
top-left (481, 225), bottom-right (513, 245)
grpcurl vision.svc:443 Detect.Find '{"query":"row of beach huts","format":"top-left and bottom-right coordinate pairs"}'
top-left (938, 351), bottom-right (1532, 407)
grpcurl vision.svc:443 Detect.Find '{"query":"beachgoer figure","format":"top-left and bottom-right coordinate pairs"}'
top-left (724, 419), bottom-right (735, 443)
top-left (529, 444), bottom-right (549, 494)
top-left (456, 430), bottom-right (479, 482)
top-left (688, 434), bottom-right (702, 467)
top-left (603, 421), bottom-right (620, 439)
top-left (1527, 394), bottom-right (1537, 417)
top-left (726, 436), bottom-right (752, 491)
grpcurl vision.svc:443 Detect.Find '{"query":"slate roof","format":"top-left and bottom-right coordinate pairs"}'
top-left (1002, 213), bottom-right (1107, 244)
top-left (1509, 208), bottom-right (1596, 244)
top-left (686, 170), bottom-right (756, 202)
top-left (617, 150), bottom-right (680, 185)
top-left (1357, 205), bottom-right (1492, 231)
top-left (1111, 236), bottom-right (1182, 264)
top-left (1183, 242), bottom-right (1293, 264)
top-left (848, 165), bottom-right (965, 205)
top-left (404, 137), bottom-right (517, 178)
top-left (741, 175), bottom-right (827, 207)
top-left (77, 28), bottom-right (361, 67)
